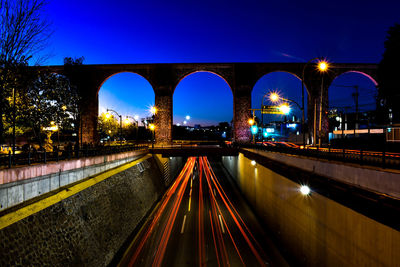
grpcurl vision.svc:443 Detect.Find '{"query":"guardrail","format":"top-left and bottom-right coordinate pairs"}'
top-left (0, 144), bottom-right (148, 168)
top-left (242, 144), bottom-right (400, 170)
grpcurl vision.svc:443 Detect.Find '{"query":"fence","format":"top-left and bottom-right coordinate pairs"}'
top-left (0, 144), bottom-right (148, 168)
top-left (242, 144), bottom-right (400, 170)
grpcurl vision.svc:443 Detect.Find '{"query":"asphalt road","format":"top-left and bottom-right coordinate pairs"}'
top-left (118, 157), bottom-right (288, 267)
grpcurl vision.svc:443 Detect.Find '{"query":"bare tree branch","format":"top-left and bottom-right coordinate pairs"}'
top-left (0, 0), bottom-right (52, 66)
top-left (0, 0), bottom-right (52, 142)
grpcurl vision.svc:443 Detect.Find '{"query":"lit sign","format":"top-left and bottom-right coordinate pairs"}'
top-left (286, 123), bottom-right (297, 129)
top-left (266, 128), bottom-right (274, 133)
top-left (262, 105), bottom-right (285, 114)
top-left (251, 125), bottom-right (258, 134)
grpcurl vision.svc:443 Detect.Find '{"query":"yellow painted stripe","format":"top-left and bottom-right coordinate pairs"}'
top-left (0, 154), bottom-right (152, 230)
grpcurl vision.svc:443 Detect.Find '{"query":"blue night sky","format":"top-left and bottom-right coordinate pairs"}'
top-left (39, 0), bottom-right (400, 126)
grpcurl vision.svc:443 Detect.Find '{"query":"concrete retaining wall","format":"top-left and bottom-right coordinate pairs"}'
top-left (0, 155), bottom-right (170, 266)
top-left (243, 148), bottom-right (400, 198)
top-left (0, 150), bottom-right (147, 210)
top-left (222, 154), bottom-right (400, 266)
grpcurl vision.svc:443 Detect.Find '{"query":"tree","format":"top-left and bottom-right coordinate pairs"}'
top-left (98, 113), bottom-right (120, 141)
top-left (21, 70), bottom-right (80, 148)
top-left (0, 0), bottom-right (52, 143)
top-left (378, 24), bottom-right (400, 124)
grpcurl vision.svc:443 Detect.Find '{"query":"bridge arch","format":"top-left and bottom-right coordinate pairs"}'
top-left (251, 71), bottom-right (307, 142)
top-left (331, 70), bottom-right (378, 87)
top-left (327, 71), bottom-right (378, 138)
top-left (44, 63), bottom-right (378, 145)
top-left (98, 72), bottom-right (155, 142)
top-left (173, 70), bottom-right (233, 93)
top-left (97, 71), bottom-right (155, 96)
top-left (172, 71), bottom-right (233, 140)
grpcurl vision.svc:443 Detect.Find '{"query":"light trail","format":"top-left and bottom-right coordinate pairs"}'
top-left (209, 210), bottom-right (221, 267)
top-left (206, 158), bottom-right (265, 254)
top-left (127, 157), bottom-right (194, 266)
top-left (218, 215), bottom-right (225, 234)
top-left (202, 157), bottom-right (241, 266)
top-left (188, 188), bottom-right (192, 212)
top-left (181, 215), bottom-right (187, 234)
top-left (152, 157), bottom-right (195, 267)
top-left (198, 157), bottom-right (205, 267)
top-left (202, 157), bottom-right (267, 266)
top-left (123, 156), bottom-right (276, 267)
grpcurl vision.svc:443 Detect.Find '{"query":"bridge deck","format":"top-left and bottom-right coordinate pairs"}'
top-left (149, 146), bottom-right (239, 157)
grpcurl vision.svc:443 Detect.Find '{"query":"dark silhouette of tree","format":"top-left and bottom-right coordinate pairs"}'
top-left (378, 23), bottom-right (400, 125)
top-left (64, 56), bottom-right (84, 66)
top-left (62, 56), bottom-right (84, 146)
top-left (20, 70), bottom-right (80, 148)
top-left (0, 0), bottom-right (52, 143)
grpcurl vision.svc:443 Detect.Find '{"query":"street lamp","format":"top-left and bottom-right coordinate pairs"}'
top-left (261, 92), bottom-right (280, 143)
top-left (125, 115), bottom-right (139, 143)
top-left (150, 106), bottom-right (157, 116)
top-left (106, 108), bottom-right (123, 146)
top-left (248, 117), bottom-right (257, 144)
top-left (149, 123), bottom-right (155, 148)
top-left (302, 58), bottom-right (329, 146)
top-left (317, 60), bottom-right (329, 147)
top-left (279, 103), bottom-right (291, 115)
top-left (268, 92), bottom-right (302, 111)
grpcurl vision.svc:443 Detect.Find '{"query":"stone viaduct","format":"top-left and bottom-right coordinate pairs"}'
top-left (45, 63), bottom-right (378, 145)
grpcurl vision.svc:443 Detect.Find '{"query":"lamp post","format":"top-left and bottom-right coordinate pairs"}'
top-left (261, 92), bottom-right (276, 144)
top-left (149, 123), bottom-right (155, 148)
top-left (302, 58), bottom-right (329, 146)
top-left (12, 87), bottom-right (16, 164)
top-left (106, 108), bottom-right (122, 146)
top-left (248, 116), bottom-right (257, 144)
top-left (268, 92), bottom-right (300, 140)
top-left (269, 92), bottom-right (302, 111)
top-left (317, 61), bottom-right (329, 147)
top-left (125, 115), bottom-right (139, 143)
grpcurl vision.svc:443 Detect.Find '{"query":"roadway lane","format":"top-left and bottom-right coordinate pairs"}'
top-left (118, 157), bottom-right (288, 267)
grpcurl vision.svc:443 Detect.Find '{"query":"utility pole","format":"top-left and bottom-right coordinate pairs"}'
top-left (352, 85), bottom-right (359, 131)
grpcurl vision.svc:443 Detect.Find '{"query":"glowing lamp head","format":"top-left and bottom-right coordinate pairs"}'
top-left (317, 61), bottom-right (329, 72)
top-left (300, 185), bottom-right (311, 195)
top-left (62, 105), bottom-right (67, 111)
top-left (251, 160), bottom-right (256, 166)
top-left (185, 115), bottom-right (191, 120)
top-left (108, 130), bottom-right (111, 134)
top-left (150, 106), bottom-right (157, 115)
top-left (50, 121), bottom-right (55, 125)
top-left (251, 125), bottom-right (258, 134)
top-left (149, 123), bottom-right (155, 131)
top-left (248, 118), bottom-right (254, 125)
top-left (279, 104), bottom-right (291, 115)
top-left (269, 92), bottom-right (279, 102)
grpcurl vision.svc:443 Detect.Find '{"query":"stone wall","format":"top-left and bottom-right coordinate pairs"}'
top-left (155, 93), bottom-right (173, 145)
top-left (0, 150), bottom-right (147, 210)
top-left (0, 156), bottom-right (168, 266)
top-left (233, 93), bottom-right (252, 143)
top-left (222, 154), bottom-right (400, 266)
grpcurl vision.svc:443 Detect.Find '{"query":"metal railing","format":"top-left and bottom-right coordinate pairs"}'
top-left (0, 144), bottom-right (148, 169)
top-left (241, 144), bottom-right (400, 170)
